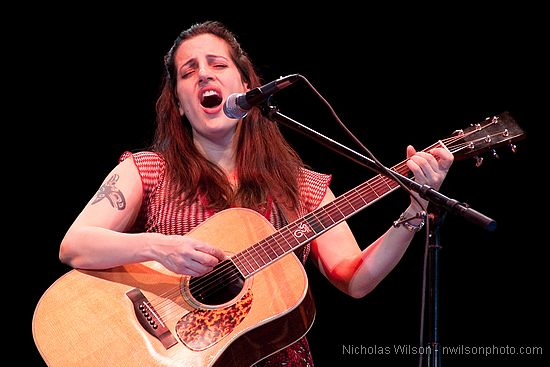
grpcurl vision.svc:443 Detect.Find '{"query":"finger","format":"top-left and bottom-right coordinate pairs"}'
top-left (184, 261), bottom-right (213, 277)
top-left (406, 145), bottom-right (417, 159)
top-left (196, 243), bottom-right (227, 262)
top-left (186, 250), bottom-right (220, 269)
top-left (406, 159), bottom-right (427, 182)
top-left (429, 147), bottom-right (454, 171)
top-left (413, 151), bottom-right (440, 172)
top-left (189, 252), bottom-right (219, 269)
top-left (407, 146), bottom-right (429, 179)
top-left (408, 154), bottom-right (436, 182)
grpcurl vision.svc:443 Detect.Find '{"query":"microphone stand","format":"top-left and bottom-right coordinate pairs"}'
top-left (259, 102), bottom-right (496, 367)
top-left (261, 103), bottom-right (495, 230)
top-left (425, 206), bottom-right (446, 367)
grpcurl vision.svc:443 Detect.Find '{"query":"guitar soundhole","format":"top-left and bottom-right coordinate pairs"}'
top-left (187, 259), bottom-right (245, 307)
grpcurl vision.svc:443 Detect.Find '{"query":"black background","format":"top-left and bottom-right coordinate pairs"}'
top-left (17, 4), bottom-right (547, 366)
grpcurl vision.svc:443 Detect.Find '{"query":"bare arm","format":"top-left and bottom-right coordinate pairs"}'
top-left (309, 145), bottom-right (454, 298)
top-left (59, 157), bottom-right (225, 276)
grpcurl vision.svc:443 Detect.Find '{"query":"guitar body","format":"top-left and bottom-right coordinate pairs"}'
top-left (33, 111), bottom-right (525, 366)
top-left (32, 208), bottom-right (315, 367)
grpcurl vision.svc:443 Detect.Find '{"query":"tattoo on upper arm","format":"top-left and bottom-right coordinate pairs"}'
top-left (91, 174), bottom-right (127, 210)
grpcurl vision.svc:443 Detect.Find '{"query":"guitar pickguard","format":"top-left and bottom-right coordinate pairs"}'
top-left (176, 290), bottom-right (254, 351)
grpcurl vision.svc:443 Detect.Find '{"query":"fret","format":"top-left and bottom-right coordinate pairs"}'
top-left (276, 229), bottom-right (297, 251)
top-left (236, 164), bottom-right (411, 277)
top-left (315, 207), bottom-right (336, 228)
top-left (233, 253), bottom-right (252, 276)
top-left (271, 237), bottom-right (287, 257)
top-left (324, 201), bottom-right (346, 222)
top-left (255, 241), bottom-right (273, 263)
top-left (262, 240), bottom-right (278, 260)
top-left (232, 160), bottom-right (415, 279)
top-left (348, 187), bottom-right (369, 208)
top-left (335, 196), bottom-right (355, 216)
top-left (254, 246), bottom-right (268, 268)
top-left (365, 181), bottom-right (381, 198)
top-left (225, 113), bottom-right (525, 280)
top-left (241, 247), bottom-right (262, 272)
top-left (276, 231), bottom-right (299, 258)
top-left (305, 213), bottom-right (326, 233)
top-left (269, 229), bottom-right (296, 257)
top-left (381, 175), bottom-right (400, 190)
top-left (371, 177), bottom-right (391, 196)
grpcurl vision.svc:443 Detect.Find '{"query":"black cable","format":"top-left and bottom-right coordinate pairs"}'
top-left (295, 74), bottom-right (431, 366)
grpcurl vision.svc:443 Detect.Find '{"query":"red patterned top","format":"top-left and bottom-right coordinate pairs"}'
top-left (119, 151), bottom-right (331, 366)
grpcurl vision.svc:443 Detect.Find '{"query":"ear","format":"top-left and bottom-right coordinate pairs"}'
top-left (178, 103), bottom-right (184, 116)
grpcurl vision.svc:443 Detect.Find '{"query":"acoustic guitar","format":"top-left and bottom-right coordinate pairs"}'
top-left (32, 112), bottom-right (524, 366)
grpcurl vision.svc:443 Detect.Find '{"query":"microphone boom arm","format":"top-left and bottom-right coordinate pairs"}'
top-left (261, 103), bottom-right (496, 231)
top-left (224, 74), bottom-right (300, 119)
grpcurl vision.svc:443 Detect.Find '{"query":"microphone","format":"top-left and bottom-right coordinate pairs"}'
top-left (224, 74), bottom-right (300, 119)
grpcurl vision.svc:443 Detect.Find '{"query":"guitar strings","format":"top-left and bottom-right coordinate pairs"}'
top-left (149, 122), bottom-right (498, 316)
top-left (189, 122), bottom-right (506, 298)
top-left (152, 169), bottom-right (407, 316)
top-left (175, 139), bottom-right (458, 300)
top-left (181, 160), bottom-right (419, 299)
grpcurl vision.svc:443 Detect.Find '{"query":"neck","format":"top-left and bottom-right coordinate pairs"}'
top-left (193, 133), bottom-right (236, 174)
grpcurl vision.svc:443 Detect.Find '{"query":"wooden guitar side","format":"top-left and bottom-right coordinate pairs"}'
top-left (32, 208), bottom-right (315, 366)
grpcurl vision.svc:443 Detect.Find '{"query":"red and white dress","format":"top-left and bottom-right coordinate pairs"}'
top-left (120, 151), bottom-right (331, 366)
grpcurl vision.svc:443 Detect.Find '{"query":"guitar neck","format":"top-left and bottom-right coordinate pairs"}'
top-left (231, 141), bottom-right (444, 278)
top-left (231, 109), bottom-right (527, 278)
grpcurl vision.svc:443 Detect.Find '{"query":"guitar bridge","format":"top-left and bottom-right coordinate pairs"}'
top-left (126, 288), bottom-right (178, 349)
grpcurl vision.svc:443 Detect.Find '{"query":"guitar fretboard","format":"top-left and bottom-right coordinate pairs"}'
top-left (231, 141), bottom-right (443, 278)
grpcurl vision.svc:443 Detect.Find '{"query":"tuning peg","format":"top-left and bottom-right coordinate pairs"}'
top-left (474, 156), bottom-right (484, 167)
top-left (491, 149), bottom-right (500, 159)
top-left (510, 142), bottom-right (517, 153)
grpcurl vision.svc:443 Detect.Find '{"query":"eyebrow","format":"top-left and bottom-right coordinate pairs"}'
top-left (178, 54), bottom-right (230, 73)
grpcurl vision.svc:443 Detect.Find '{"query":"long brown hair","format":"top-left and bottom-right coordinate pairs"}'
top-left (151, 20), bottom-right (304, 212)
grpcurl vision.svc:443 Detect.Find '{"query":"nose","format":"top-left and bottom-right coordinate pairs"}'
top-left (198, 67), bottom-right (213, 85)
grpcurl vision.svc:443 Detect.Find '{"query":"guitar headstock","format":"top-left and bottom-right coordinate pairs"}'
top-left (443, 111), bottom-right (526, 165)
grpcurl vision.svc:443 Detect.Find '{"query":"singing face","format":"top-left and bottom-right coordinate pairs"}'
top-left (173, 33), bottom-right (249, 146)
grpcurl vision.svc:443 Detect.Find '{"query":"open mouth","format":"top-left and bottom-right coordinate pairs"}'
top-left (200, 89), bottom-right (223, 108)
